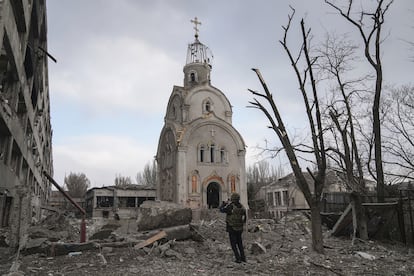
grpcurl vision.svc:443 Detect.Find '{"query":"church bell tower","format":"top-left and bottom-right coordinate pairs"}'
top-left (156, 17), bottom-right (248, 210)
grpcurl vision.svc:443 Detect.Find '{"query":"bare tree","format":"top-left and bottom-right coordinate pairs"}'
top-left (64, 172), bottom-right (90, 198)
top-left (383, 85), bottom-right (414, 181)
top-left (136, 161), bottom-right (157, 186)
top-left (325, 0), bottom-right (394, 202)
top-left (114, 174), bottom-right (132, 186)
top-left (248, 9), bottom-right (327, 253)
top-left (318, 33), bottom-right (369, 239)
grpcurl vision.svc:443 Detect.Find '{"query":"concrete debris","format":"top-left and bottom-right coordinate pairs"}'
top-left (250, 241), bottom-right (267, 255)
top-left (101, 246), bottom-right (113, 254)
top-left (68, 251), bottom-right (82, 257)
top-left (0, 210), bottom-right (413, 275)
top-left (97, 253), bottom-right (107, 265)
top-left (136, 201), bottom-right (192, 231)
top-left (355, 251), bottom-right (376, 260)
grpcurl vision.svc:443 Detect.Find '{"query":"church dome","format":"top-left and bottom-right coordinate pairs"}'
top-left (183, 17), bottom-right (213, 88)
top-left (185, 17), bottom-right (213, 66)
top-left (186, 36), bottom-right (213, 66)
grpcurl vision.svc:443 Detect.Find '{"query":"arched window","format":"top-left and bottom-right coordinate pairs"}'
top-left (191, 175), bottom-right (198, 193)
top-left (220, 147), bottom-right (226, 163)
top-left (199, 145), bottom-right (205, 162)
top-left (231, 175), bottom-right (236, 193)
top-left (210, 144), bottom-right (215, 163)
top-left (202, 98), bottom-right (213, 114)
top-left (190, 72), bottom-right (196, 82)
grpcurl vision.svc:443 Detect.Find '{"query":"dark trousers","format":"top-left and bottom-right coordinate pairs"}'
top-left (228, 230), bottom-right (246, 262)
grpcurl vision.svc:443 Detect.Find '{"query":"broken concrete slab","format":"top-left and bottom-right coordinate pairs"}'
top-left (163, 224), bottom-right (194, 241)
top-left (89, 221), bottom-right (121, 240)
top-left (250, 241), bottom-right (267, 255)
top-left (21, 240), bottom-right (100, 256)
top-left (49, 241), bottom-right (100, 256)
top-left (355, 251), bottom-right (376, 260)
top-left (90, 229), bottom-right (113, 240)
top-left (101, 246), bottom-right (113, 254)
top-left (28, 227), bottom-right (69, 242)
top-left (23, 238), bottom-right (49, 255)
top-left (136, 201), bottom-right (192, 231)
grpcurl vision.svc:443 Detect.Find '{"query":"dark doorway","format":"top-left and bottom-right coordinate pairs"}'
top-left (1, 196), bottom-right (11, 227)
top-left (207, 182), bottom-right (220, 208)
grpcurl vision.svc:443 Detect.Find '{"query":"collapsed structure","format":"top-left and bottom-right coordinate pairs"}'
top-left (0, 0), bottom-right (53, 247)
top-left (156, 18), bottom-right (248, 209)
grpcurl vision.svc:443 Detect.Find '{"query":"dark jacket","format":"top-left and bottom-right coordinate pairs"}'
top-left (220, 201), bottom-right (246, 232)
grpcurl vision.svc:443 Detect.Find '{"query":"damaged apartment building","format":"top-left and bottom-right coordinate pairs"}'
top-left (0, 0), bottom-right (53, 248)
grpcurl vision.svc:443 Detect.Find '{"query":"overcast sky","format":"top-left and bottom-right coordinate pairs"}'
top-left (46, 0), bottom-right (413, 187)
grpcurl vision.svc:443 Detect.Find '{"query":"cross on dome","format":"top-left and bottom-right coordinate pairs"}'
top-left (190, 17), bottom-right (202, 38)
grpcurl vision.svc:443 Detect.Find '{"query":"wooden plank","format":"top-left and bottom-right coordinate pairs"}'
top-left (134, 230), bottom-right (167, 249)
top-left (331, 203), bottom-right (352, 236)
top-left (362, 202), bottom-right (398, 207)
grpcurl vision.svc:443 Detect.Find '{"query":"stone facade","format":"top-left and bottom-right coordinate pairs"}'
top-left (156, 33), bottom-right (248, 209)
top-left (0, 0), bottom-right (53, 247)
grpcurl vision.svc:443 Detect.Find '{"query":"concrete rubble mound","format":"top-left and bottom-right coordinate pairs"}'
top-left (136, 201), bottom-right (192, 231)
top-left (0, 210), bottom-right (413, 275)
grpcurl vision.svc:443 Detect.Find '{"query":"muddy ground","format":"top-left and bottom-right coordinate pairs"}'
top-left (0, 210), bottom-right (413, 276)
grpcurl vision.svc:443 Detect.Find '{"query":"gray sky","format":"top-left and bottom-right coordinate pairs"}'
top-left (46, 0), bottom-right (413, 187)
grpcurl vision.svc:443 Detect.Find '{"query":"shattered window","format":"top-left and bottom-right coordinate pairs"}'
top-left (126, 197), bottom-right (135, 207)
top-left (118, 197), bottom-right (127, 207)
top-left (267, 192), bottom-right (274, 206)
top-left (97, 196), bottom-right (113, 208)
top-left (282, 190), bottom-right (289, 206)
top-left (275, 192), bottom-right (282, 206)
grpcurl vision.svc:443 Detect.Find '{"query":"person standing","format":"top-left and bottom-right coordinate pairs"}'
top-left (220, 193), bottom-right (246, 263)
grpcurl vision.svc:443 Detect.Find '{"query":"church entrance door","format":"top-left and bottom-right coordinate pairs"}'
top-left (207, 182), bottom-right (220, 208)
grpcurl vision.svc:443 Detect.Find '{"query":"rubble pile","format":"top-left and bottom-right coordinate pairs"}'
top-left (0, 210), bottom-right (413, 275)
top-left (136, 201), bottom-right (192, 231)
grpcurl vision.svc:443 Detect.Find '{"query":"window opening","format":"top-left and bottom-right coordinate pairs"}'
top-left (230, 175), bottom-right (236, 193)
top-left (220, 148), bottom-right (226, 163)
top-left (210, 144), bottom-right (215, 162)
top-left (199, 145), bottom-right (205, 162)
top-left (191, 175), bottom-right (197, 193)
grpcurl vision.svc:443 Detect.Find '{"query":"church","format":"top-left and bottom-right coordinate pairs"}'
top-left (156, 18), bottom-right (248, 209)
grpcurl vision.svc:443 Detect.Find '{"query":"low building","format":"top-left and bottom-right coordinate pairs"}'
top-left (257, 172), bottom-right (313, 219)
top-left (85, 185), bottom-right (156, 219)
top-left (48, 190), bottom-right (85, 215)
top-left (258, 170), bottom-right (376, 219)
